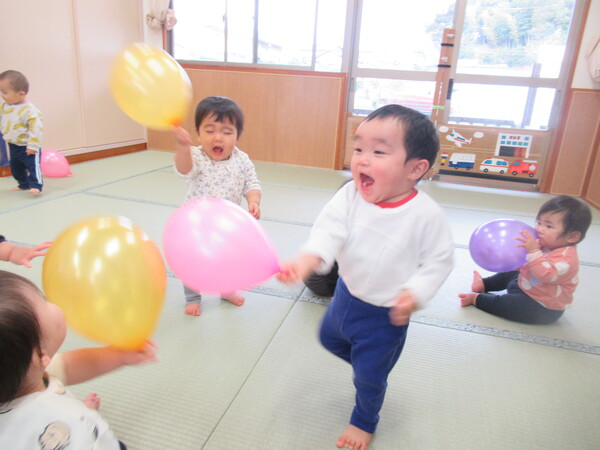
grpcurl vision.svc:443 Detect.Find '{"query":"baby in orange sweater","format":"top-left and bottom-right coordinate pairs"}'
top-left (459, 195), bottom-right (592, 324)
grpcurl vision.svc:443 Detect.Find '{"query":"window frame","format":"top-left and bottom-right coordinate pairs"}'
top-left (169, 0), bottom-right (588, 131)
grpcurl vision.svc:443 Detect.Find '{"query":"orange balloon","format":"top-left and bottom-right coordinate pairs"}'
top-left (109, 43), bottom-right (192, 130)
top-left (42, 216), bottom-right (166, 349)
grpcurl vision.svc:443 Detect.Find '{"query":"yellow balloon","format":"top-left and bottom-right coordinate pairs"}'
top-left (109, 43), bottom-right (192, 130)
top-left (42, 216), bottom-right (166, 350)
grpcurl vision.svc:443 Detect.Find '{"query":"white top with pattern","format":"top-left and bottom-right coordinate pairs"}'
top-left (0, 100), bottom-right (43, 151)
top-left (0, 366), bottom-right (120, 449)
top-left (175, 145), bottom-right (261, 204)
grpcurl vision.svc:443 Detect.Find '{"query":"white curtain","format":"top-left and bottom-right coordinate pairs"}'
top-left (146, 0), bottom-right (177, 30)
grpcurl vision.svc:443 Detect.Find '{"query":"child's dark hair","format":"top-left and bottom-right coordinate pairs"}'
top-left (364, 104), bottom-right (440, 170)
top-left (537, 195), bottom-right (592, 243)
top-left (0, 271), bottom-right (42, 404)
top-left (194, 96), bottom-right (244, 137)
top-left (0, 70), bottom-right (29, 94)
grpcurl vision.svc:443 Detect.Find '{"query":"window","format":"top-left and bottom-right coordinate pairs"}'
top-left (357, 0), bottom-right (455, 72)
top-left (449, 0), bottom-right (578, 129)
top-left (171, 0), bottom-right (586, 130)
top-left (173, 0), bottom-right (346, 70)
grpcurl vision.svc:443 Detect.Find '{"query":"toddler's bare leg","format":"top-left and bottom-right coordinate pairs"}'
top-left (184, 302), bottom-right (201, 316)
top-left (458, 292), bottom-right (477, 307)
top-left (221, 293), bottom-right (245, 306)
top-left (336, 425), bottom-right (372, 450)
top-left (471, 271), bottom-right (484, 292)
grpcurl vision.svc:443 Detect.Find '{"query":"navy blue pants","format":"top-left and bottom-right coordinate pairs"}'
top-left (476, 271), bottom-right (563, 324)
top-left (319, 278), bottom-right (408, 433)
top-left (9, 143), bottom-right (43, 191)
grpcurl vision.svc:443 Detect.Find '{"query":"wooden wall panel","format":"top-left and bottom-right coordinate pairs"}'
top-left (147, 66), bottom-right (347, 170)
top-left (344, 115), bottom-right (364, 168)
top-left (75, 0), bottom-right (145, 146)
top-left (583, 129), bottom-right (600, 209)
top-left (544, 90), bottom-right (600, 197)
top-left (0, 0), bottom-right (145, 154)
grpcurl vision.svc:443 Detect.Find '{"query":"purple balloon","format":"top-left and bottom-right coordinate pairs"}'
top-left (469, 219), bottom-right (538, 272)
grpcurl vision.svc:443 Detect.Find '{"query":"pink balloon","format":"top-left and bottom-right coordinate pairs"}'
top-left (41, 150), bottom-right (71, 177)
top-left (163, 197), bottom-right (281, 294)
top-left (469, 219), bottom-right (538, 272)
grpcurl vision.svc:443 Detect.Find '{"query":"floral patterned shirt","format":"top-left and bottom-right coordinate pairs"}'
top-left (175, 146), bottom-right (261, 204)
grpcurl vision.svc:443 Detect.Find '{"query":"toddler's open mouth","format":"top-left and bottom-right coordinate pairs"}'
top-left (360, 173), bottom-right (374, 187)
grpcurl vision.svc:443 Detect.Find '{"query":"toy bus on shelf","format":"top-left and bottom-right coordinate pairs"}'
top-left (448, 153), bottom-right (475, 170)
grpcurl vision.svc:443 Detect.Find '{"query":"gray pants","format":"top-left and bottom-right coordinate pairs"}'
top-left (184, 285), bottom-right (202, 304)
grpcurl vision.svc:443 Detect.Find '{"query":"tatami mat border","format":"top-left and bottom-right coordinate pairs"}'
top-left (3, 162), bottom-right (599, 358)
top-left (412, 315), bottom-right (600, 355)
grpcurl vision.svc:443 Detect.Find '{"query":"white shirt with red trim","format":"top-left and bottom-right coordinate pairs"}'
top-left (301, 182), bottom-right (455, 308)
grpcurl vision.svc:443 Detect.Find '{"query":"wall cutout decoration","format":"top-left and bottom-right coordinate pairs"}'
top-left (434, 125), bottom-right (546, 186)
top-left (439, 126), bottom-right (484, 148)
top-left (495, 133), bottom-right (533, 158)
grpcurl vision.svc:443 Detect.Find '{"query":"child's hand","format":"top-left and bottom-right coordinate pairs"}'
top-left (277, 254), bottom-right (323, 285)
top-left (173, 126), bottom-right (192, 147)
top-left (248, 202), bottom-right (261, 220)
top-left (277, 262), bottom-right (303, 284)
top-left (118, 341), bottom-right (158, 366)
top-left (516, 229), bottom-right (540, 254)
top-left (389, 290), bottom-right (417, 326)
top-left (83, 393), bottom-right (101, 410)
top-left (9, 241), bottom-right (52, 268)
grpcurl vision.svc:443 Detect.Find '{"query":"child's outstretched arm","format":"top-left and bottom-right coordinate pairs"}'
top-left (0, 240), bottom-right (52, 267)
top-left (278, 253), bottom-right (323, 284)
top-left (173, 126), bottom-right (194, 174)
top-left (59, 341), bottom-right (157, 385)
top-left (246, 189), bottom-right (262, 219)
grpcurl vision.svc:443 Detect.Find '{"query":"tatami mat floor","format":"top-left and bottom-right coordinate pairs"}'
top-left (2, 150), bottom-right (599, 449)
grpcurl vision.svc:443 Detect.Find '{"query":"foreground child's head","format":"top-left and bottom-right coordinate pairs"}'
top-left (194, 96), bottom-right (244, 162)
top-left (534, 195), bottom-right (592, 250)
top-left (0, 271), bottom-right (66, 404)
top-left (351, 104), bottom-right (439, 204)
top-left (0, 70), bottom-right (29, 105)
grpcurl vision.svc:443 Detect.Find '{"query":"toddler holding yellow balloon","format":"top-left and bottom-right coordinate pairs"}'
top-left (173, 96), bottom-right (262, 316)
top-left (0, 270), bottom-right (157, 449)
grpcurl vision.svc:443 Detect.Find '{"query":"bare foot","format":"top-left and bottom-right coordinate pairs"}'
top-left (184, 302), bottom-right (201, 316)
top-left (222, 293), bottom-right (245, 306)
top-left (471, 271), bottom-right (484, 292)
top-left (11, 186), bottom-right (26, 191)
top-left (28, 188), bottom-right (41, 194)
top-left (83, 393), bottom-right (100, 410)
top-left (336, 425), bottom-right (372, 450)
top-left (459, 292), bottom-right (477, 307)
